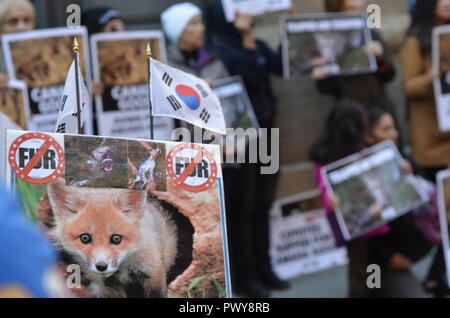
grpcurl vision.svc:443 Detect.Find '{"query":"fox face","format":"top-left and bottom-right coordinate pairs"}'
top-left (47, 179), bottom-right (147, 277)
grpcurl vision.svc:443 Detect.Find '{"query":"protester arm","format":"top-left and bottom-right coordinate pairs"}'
top-left (400, 37), bottom-right (434, 98)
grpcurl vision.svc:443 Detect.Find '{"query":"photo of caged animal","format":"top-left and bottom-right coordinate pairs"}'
top-left (46, 179), bottom-right (178, 298)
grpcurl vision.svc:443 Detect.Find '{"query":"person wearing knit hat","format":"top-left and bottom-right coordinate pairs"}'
top-left (81, 7), bottom-right (124, 35)
top-left (161, 2), bottom-right (203, 47)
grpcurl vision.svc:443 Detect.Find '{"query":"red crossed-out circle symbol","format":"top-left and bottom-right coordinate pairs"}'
top-left (8, 132), bottom-right (64, 185)
top-left (167, 143), bottom-right (217, 193)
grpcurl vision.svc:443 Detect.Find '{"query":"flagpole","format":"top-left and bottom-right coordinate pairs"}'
top-left (73, 38), bottom-right (81, 134)
top-left (146, 43), bottom-right (154, 140)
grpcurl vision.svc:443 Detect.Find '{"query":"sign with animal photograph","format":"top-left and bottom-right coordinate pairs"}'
top-left (91, 31), bottom-right (174, 140)
top-left (432, 26), bottom-right (450, 132)
top-left (281, 12), bottom-right (377, 78)
top-left (213, 76), bottom-right (259, 132)
top-left (267, 0), bottom-right (292, 12)
top-left (221, 0), bottom-right (291, 22)
top-left (321, 140), bottom-right (428, 241)
top-left (270, 190), bottom-right (348, 280)
top-left (0, 80), bottom-right (30, 130)
top-left (5, 130), bottom-right (230, 298)
top-left (437, 170), bottom-right (450, 287)
top-left (1, 27), bottom-right (93, 134)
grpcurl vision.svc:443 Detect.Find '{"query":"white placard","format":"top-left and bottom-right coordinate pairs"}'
top-left (432, 25), bottom-right (450, 132)
top-left (91, 31), bottom-right (174, 140)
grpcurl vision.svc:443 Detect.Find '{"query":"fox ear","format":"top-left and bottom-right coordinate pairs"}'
top-left (47, 179), bottom-right (79, 219)
top-left (114, 190), bottom-right (146, 217)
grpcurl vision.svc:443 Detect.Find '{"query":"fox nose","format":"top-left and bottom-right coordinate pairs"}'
top-left (95, 262), bottom-right (108, 272)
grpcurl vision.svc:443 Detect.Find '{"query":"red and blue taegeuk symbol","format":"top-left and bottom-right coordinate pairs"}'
top-left (175, 84), bottom-right (201, 110)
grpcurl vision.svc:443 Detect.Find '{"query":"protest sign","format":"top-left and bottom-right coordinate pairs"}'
top-left (0, 79), bottom-right (29, 129)
top-left (2, 27), bottom-right (93, 133)
top-left (321, 140), bottom-right (428, 240)
top-left (281, 12), bottom-right (377, 78)
top-left (432, 25), bottom-right (450, 132)
top-left (91, 31), bottom-right (174, 140)
top-left (267, 0), bottom-right (292, 12)
top-left (5, 130), bottom-right (230, 298)
top-left (270, 190), bottom-right (348, 280)
top-left (150, 58), bottom-right (226, 135)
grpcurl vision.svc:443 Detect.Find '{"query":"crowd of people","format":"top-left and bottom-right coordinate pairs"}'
top-left (1, 0), bottom-right (450, 298)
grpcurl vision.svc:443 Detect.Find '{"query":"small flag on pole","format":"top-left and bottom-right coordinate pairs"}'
top-left (55, 58), bottom-right (89, 134)
top-left (149, 58), bottom-right (226, 135)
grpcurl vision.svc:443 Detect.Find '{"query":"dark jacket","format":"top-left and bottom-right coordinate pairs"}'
top-left (316, 30), bottom-right (396, 106)
top-left (208, 0), bottom-right (283, 128)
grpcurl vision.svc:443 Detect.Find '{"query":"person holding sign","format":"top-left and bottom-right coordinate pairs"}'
top-left (310, 100), bottom-right (427, 298)
top-left (365, 106), bottom-right (437, 298)
top-left (0, 0), bottom-right (35, 87)
top-left (400, 0), bottom-right (450, 182)
top-left (161, 3), bottom-right (265, 297)
top-left (82, 7), bottom-right (125, 97)
top-left (312, 0), bottom-right (395, 108)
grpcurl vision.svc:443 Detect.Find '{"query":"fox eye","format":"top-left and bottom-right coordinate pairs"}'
top-left (110, 234), bottom-right (122, 245)
top-left (80, 233), bottom-right (92, 244)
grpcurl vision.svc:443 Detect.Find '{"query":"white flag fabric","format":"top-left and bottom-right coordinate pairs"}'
top-left (55, 58), bottom-right (89, 134)
top-left (150, 58), bottom-right (226, 135)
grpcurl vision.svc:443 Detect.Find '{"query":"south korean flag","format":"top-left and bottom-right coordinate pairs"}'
top-left (150, 58), bottom-right (226, 135)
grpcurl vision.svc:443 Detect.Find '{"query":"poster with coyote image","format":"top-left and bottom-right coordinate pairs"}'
top-left (5, 130), bottom-right (230, 298)
top-left (270, 190), bottom-right (348, 280)
top-left (91, 31), bottom-right (175, 140)
top-left (437, 170), bottom-right (450, 287)
top-left (432, 26), bottom-right (450, 132)
top-left (281, 12), bottom-right (377, 79)
top-left (0, 80), bottom-right (30, 129)
top-left (321, 140), bottom-right (428, 240)
top-left (1, 27), bottom-right (93, 134)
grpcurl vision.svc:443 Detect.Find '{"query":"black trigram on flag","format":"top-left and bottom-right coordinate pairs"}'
top-left (199, 108), bottom-right (211, 123)
top-left (60, 95), bottom-right (68, 112)
top-left (56, 123), bottom-right (66, 133)
top-left (195, 84), bottom-right (209, 98)
top-left (167, 95), bottom-right (182, 111)
top-left (162, 72), bottom-right (173, 87)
